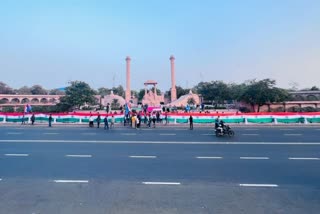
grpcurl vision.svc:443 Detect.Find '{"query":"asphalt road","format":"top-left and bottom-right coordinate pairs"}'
top-left (0, 125), bottom-right (320, 214)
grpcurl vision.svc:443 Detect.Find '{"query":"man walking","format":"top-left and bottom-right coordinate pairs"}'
top-left (165, 111), bottom-right (168, 125)
top-left (48, 114), bottom-right (53, 127)
top-left (89, 114), bottom-right (94, 127)
top-left (152, 113), bottom-right (156, 128)
top-left (110, 115), bottom-right (115, 129)
top-left (96, 113), bottom-right (101, 128)
top-left (21, 114), bottom-right (26, 125)
top-left (31, 114), bottom-right (35, 125)
top-left (104, 116), bottom-right (109, 130)
top-left (189, 115), bottom-right (193, 130)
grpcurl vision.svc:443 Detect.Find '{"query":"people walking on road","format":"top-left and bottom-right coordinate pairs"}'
top-left (189, 115), bottom-right (193, 130)
top-left (144, 113), bottom-right (147, 124)
top-left (147, 114), bottom-right (152, 128)
top-left (136, 114), bottom-right (141, 128)
top-left (165, 111), bottom-right (168, 125)
top-left (31, 114), bottom-right (35, 125)
top-left (21, 114), bottom-right (26, 125)
top-left (89, 115), bottom-right (94, 127)
top-left (48, 114), bottom-right (53, 127)
top-left (106, 103), bottom-right (110, 114)
top-left (156, 111), bottom-right (160, 123)
top-left (104, 116), bottom-right (109, 130)
top-left (110, 115), bottom-right (115, 129)
top-left (96, 113), bottom-right (101, 128)
top-left (132, 114), bottom-right (137, 129)
top-left (152, 113), bottom-right (156, 128)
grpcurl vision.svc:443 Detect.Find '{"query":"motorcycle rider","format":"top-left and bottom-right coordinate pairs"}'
top-left (219, 120), bottom-right (225, 134)
top-left (215, 116), bottom-right (220, 129)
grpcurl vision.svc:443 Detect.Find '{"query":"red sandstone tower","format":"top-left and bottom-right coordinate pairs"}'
top-left (125, 56), bottom-right (131, 102)
top-left (170, 55), bottom-right (177, 102)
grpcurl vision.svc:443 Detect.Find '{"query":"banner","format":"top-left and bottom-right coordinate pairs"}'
top-left (0, 112), bottom-right (320, 124)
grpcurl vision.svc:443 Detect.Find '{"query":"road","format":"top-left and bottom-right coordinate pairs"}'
top-left (0, 125), bottom-right (320, 213)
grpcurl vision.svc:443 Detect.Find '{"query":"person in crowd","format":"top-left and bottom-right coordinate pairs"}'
top-left (137, 113), bottom-right (141, 128)
top-left (152, 113), bottom-right (156, 128)
top-left (31, 114), bottom-right (35, 125)
top-left (89, 114), bottom-right (94, 127)
top-left (48, 114), bottom-right (53, 127)
top-left (131, 114), bottom-right (136, 128)
top-left (147, 114), bottom-right (152, 128)
top-left (104, 115), bottom-right (109, 130)
top-left (189, 115), bottom-right (193, 130)
top-left (96, 113), bottom-right (101, 128)
top-left (165, 111), bottom-right (168, 125)
top-left (111, 115), bottom-right (115, 129)
top-left (106, 104), bottom-right (110, 114)
top-left (21, 114), bottom-right (26, 125)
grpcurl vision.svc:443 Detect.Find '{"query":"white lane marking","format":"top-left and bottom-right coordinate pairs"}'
top-left (196, 156), bottom-right (223, 159)
top-left (0, 178), bottom-right (2, 181)
top-left (242, 134), bottom-right (259, 136)
top-left (240, 157), bottom-right (269, 160)
top-left (53, 180), bottom-right (89, 183)
top-left (7, 132), bottom-right (22, 135)
top-left (280, 129), bottom-right (294, 131)
top-left (142, 182), bottom-right (181, 185)
top-left (2, 140), bottom-right (320, 145)
top-left (159, 133), bottom-right (176, 136)
top-left (65, 155), bottom-right (92, 158)
top-left (284, 134), bottom-right (302, 136)
top-left (245, 129), bottom-right (259, 131)
top-left (121, 133), bottom-right (137, 136)
top-left (43, 133), bottom-right (59, 135)
top-left (201, 134), bottom-right (215, 136)
top-left (288, 157), bottom-right (319, 160)
top-left (129, 155), bottom-right (157, 158)
top-left (81, 133), bottom-right (96, 135)
top-left (239, 184), bottom-right (278, 187)
top-left (4, 154), bottom-right (29, 157)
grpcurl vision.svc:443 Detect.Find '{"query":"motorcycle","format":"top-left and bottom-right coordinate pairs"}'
top-left (215, 124), bottom-right (235, 137)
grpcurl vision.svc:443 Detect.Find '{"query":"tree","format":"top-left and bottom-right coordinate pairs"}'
top-left (59, 81), bottom-right (97, 110)
top-left (165, 85), bottom-right (189, 100)
top-left (228, 83), bottom-right (246, 101)
top-left (16, 86), bottom-right (32, 94)
top-left (112, 85), bottom-right (125, 98)
top-left (194, 81), bottom-right (230, 104)
top-left (111, 99), bottom-right (120, 109)
top-left (49, 88), bottom-right (65, 95)
top-left (97, 87), bottom-right (111, 95)
top-left (30, 85), bottom-right (48, 95)
top-left (137, 89), bottom-right (145, 101)
top-left (0, 82), bottom-right (15, 94)
top-left (239, 79), bottom-right (289, 112)
top-left (311, 86), bottom-right (319, 91)
top-left (131, 90), bottom-right (138, 98)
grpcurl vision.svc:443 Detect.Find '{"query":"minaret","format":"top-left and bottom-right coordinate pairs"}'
top-left (170, 55), bottom-right (177, 102)
top-left (125, 56), bottom-right (131, 102)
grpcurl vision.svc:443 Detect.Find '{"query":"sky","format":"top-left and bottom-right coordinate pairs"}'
top-left (0, 0), bottom-right (319, 91)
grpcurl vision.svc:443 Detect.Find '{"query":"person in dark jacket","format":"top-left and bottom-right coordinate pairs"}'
top-left (104, 116), bottom-right (109, 130)
top-left (31, 114), bottom-right (35, 125)
top-left (48, 114), bottom-right (53, 127)
top-left (189, 115), bottom-right (193, 130)
top-left (96, 113), bottom-right (101, 128)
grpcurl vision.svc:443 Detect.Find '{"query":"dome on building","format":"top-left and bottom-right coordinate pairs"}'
top-left (101, 91), bottom-right (126, 106)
